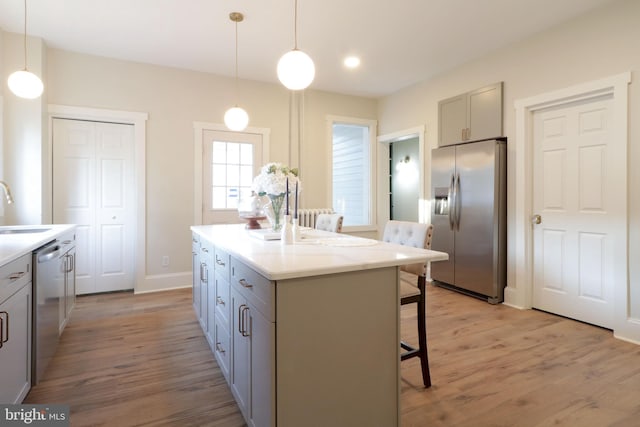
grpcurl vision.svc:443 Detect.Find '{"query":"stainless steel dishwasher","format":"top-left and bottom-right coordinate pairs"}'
top-left (32, 234), bottom-right (76, 384)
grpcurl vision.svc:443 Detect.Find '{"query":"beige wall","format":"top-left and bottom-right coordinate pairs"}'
top-left (1, 44), bottom-right (376, 286)
top-left (1, 32), bottom-right (47, 226)
top-left (378, 0), bottom-right (640, 319)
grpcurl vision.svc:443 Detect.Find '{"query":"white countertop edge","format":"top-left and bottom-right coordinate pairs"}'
top-left (191, 224), bottom-right (449, 281)
top-left (0, 224), bottom-right (77, 267)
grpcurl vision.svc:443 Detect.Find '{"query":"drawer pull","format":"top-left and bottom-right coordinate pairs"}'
top-left (239, 279), bottom-right (253, 288)
top-left (216, 296), bottom-right (226, 306)
top-left (215, 342), bottom-right (226, 354)
top-left (215, 256), bottom-right (226, 267)
top-left (8, 272), bottom-right (25, 280)
top-left (201, 247), bottom-right (209, 253)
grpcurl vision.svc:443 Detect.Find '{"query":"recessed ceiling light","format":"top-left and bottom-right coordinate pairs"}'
top-left (344, 56), bottom-right (361, 69)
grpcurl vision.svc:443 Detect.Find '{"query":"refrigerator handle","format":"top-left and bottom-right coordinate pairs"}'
top-left (448, 174), bottom-right (455, 230)
top-left (455, 173), bottom-right (461, 230)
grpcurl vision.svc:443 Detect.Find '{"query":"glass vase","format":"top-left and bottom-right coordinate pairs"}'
top-left (264, 194), bottom-right (287, 232)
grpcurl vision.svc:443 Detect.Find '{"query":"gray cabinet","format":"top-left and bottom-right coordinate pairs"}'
top-left (438, 82), bottom-right (503, 146)
top-left (199, 240), bottom-right (213, 333)
top-left (230, 258), bottom-right (275, 427)
top-left (0, 254), bottom-right (32, 404)
top-left (192, 233), bottom-right (201, 317)
top-left (58, 233), bottom-right (76, 334)
top-left (191, 229), bottom-right (399, 427)
top-left (213, 248), bottom-right (231, 381)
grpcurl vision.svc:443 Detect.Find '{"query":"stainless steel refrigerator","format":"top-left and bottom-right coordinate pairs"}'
top-left (431, 138), bottom-right (506, 303)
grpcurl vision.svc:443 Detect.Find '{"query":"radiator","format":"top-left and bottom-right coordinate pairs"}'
top-left (296, 208), bottom-right (334, 228)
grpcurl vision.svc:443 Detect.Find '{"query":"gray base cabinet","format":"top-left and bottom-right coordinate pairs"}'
top-left (0, 254), bottom-right (32, 404)
top-left (192, 232), bottom-right (400, 427)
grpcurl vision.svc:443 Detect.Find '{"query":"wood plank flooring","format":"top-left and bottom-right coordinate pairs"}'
top-left (25, 284), bottom-right (640, 426)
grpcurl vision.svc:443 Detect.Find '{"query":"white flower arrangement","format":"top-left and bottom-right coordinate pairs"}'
top-left (252, 162), bottom-right (301, 196)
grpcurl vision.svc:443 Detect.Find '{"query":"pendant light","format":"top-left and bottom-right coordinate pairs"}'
top-left (224, 12), bottom-right (249, 132)
top-left (8, 0), bottom-right (44, 99)
top-left (277, 0), bottom-right (315, 90)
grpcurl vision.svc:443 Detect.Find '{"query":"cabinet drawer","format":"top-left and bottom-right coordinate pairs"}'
top-left (215, 272), bottom-right (231, 330)
top-left (231, 258), bottom-right (274, 321)
top-left (213, 318), bottom-right (231, 381)
top-left (214, 247), bottom-right (230, 281)
top-left (0, 254), bottom-right (32, 304)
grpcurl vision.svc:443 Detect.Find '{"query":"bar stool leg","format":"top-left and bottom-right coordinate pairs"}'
top-left (417, 277), bottom-right (431, 388)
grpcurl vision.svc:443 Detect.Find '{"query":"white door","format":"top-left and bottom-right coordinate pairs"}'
top-left (202, 130), bottom-right (263, 224)
top-left (53, 118), bottom-right (136, 294)
top-left (532, 94), bottom-right (623, 329)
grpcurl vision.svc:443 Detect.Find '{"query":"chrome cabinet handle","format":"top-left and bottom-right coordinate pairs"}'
top-left (215, 256), bottom-right (226, 267)
top-left (8, 272), bottom-right (25, 280)
top-left (216, 342), bottom-right (226, 354)
top-left (200, 262), bottom-right (208, 283)
top-left (216, 296), bottom-right (225, 306)
top-left (241, 306), bottom-right (250, 337)
top-left (239, 279), bottom-right (252, 288)
top-left (237, 304), bottom-right (250, 337)
top-left (201, 247), bottom-right (209, 253)
top-left (0, 311), bottom-right (8, 348)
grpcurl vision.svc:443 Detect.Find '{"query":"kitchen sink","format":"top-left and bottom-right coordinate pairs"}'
top-left (0, 228), bottom-right (52, 235)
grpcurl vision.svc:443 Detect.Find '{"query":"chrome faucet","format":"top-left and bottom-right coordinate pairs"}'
top-left (0, 181), bottom-right (14, 204)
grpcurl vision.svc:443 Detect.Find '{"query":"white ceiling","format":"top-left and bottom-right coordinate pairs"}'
top-left (0, 0), bottom-right (615, 98)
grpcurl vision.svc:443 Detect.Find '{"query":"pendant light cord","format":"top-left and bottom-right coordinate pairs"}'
top-left (22, 0), bottom-right (28, 70)
top-left (293, 0), bottom-right (298, 50)
top-left (234, 18), bottom-right (239, 105)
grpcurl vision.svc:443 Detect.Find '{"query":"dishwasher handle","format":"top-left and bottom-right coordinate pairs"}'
top-left (37, 245), bottom-right (62, 263)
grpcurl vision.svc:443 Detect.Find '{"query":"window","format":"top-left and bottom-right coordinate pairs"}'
top-left (202, 129), bottom-right (264, 224)
top-left (210, 140), bottom-right (254, 209)
top-left (329, 116), bottom-right (377, 230)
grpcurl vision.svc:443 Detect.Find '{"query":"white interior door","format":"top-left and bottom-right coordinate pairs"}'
top-left (53, 118), bottom-right (136, 295)
top-left (202, 130), bottom-right (263, 224)
top-left (532, 94), bottom-right (623, 329)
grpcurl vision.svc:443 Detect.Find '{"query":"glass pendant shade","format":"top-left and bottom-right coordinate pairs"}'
top-left (277, 49), bottom-right (315, 90)
top-left (224, 106), bottom-right (249, 131)
top-left (8, 69), bottom-right (43, 99)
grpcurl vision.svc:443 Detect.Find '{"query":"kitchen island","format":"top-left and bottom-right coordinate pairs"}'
top-left (191, 224), bottom-right (448, 427)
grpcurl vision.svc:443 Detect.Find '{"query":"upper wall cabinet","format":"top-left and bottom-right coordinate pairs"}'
top-left (438, 82), bottom-right (503, 146)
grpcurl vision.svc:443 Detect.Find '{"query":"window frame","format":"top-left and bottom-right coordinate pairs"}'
top-left (327, 115), bottom-right (378, 233)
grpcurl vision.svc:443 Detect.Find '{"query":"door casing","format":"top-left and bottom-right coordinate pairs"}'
top-left (511, 72), bottom-right (634, 341)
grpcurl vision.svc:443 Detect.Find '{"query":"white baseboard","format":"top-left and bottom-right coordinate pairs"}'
top-left (503, 285), bottom-right (526, 309)
top-left (135, 271), bottom-right (192, 294)
top-left (614, 317), bottom-right (640, 345)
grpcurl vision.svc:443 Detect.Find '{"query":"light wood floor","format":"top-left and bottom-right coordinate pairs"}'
top-left (25, 284), bottom-right (640, 426)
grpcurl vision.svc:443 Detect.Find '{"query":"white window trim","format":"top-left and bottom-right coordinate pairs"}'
top-left (193, 122), bottom-right (270, 225)
top-left (327, 115), bottom-right (377, 233)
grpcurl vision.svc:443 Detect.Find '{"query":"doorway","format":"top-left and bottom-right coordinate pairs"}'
top-left (512, 72), bottom-right (632, 340)
top-left (389, 138), bottom-right (419, 221)
top-left (52, 118), bottom-right (136, 294)
top-left (376, 126), bottom-right (426, 232)
top-left (531, 94), bottom-right (619, 329)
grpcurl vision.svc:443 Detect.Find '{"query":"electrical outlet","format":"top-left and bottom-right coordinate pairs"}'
top-left (162, 256), bottom-right (170, 267)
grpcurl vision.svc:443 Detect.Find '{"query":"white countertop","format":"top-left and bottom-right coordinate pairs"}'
top-left (0, 224), bottom-right (77, 266)
top-left (191, 224), bottom-right (449, 281)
